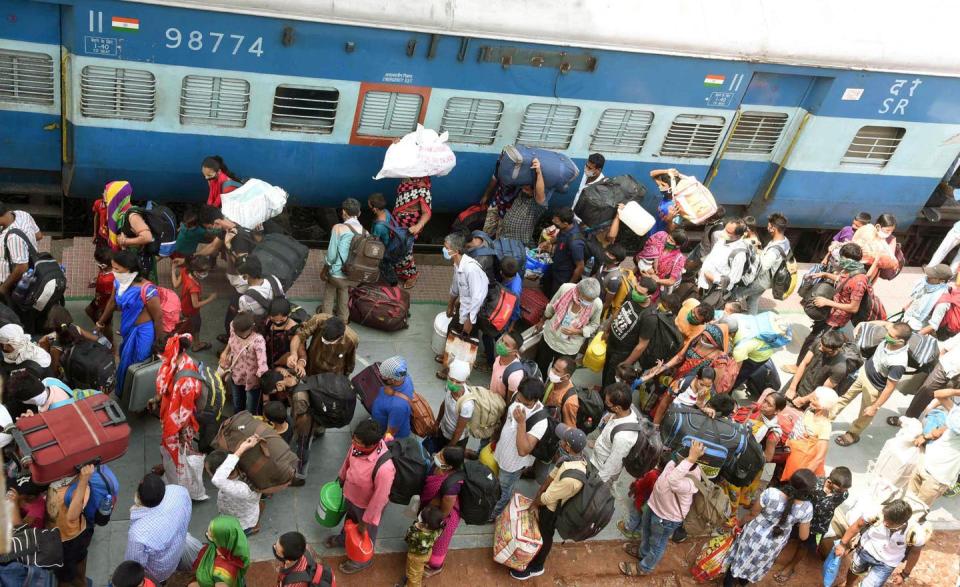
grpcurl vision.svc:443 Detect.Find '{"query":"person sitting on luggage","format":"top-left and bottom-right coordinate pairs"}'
top-left (187, 514), bottom-right (251, 587)
top-left (497, 158), bottom-right (547, 247)
top-left (785, 330), bottom-right (848, 409)
top-left (543, 356), bottom-right (578, 429)
top-left (7, 369), bottom-right (74, 416)
top-left (602, 275), bottom-right (660, 388)
top-left (514, 424), bottom-right (589, 581)
top-left (171, 255), bottom-right (216, 352)
top-left (619, 441), bottom-right (705, 578)
top-left (124, 473), bottom-right (192, 585)
top-left (204, 435), bottom-right (264, 535)
top-left (290, 313), bottom-right (358, 378)
top-left (111, 560), bottom-right (158, 587)
top-left (0, 323), bottom-right (52, 380)
top-left (539, 206), bottom-right (586, 297)
top-left (372, 356), bottom-right (416, 440)
top-left (832, 321), bottom-right (911, 447)
top-left (488, 330), bottom-right (525, 401)
top-left (432, 360), bottom-right (473, 450)
top-left (536, 278), bottom-right (603, 377)
top-left (464, 230), bottom-right (498, 283)
top-left (901, 264), bottom-right (952, 336)
top-left (833, 499), bottom-right (924, 587)
top-left (262, 400), bottom-right (294, 444)
top-left (322, 198), bottom-right (364, 320)
top-left (492, 378), bottom-right (548, 519)
top-left (325, 418), bottom-right (397, 575)
top-left (262, 298), bottom-right (298, 374)
top-left (276, 531), bottom-right (335, 587)
top-left (589, 383), bottom-right (640, 484)
top-left (220, 313), bottom-right (268, 416)
top-left (236, 257), bottom-right (283, 318)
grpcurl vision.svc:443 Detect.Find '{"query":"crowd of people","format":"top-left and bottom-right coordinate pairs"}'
top-left (0, 148), bottom-right (956, 587)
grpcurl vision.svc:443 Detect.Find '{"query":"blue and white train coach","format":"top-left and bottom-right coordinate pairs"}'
top-left (3, 0), bottom-right (960, 236)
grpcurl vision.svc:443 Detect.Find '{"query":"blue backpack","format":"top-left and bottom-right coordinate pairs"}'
top-left (380, 215), bottom-right (415, 265)
top-left (733, 312), bottom-right (792, 353)
top-left (65, 464), bottom-right (119, 526)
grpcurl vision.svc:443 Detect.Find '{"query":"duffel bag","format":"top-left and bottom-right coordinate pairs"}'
top-left (213, 410), bottom-right (298, 493)
top-left (300, 373), bottom-right (356, 429)
top-left (452, 203), bottom-right (487, 235)
top-left (803, 281), bottom-right (835, 322)
top-left (660, 405), bottom-right (748, 471)
top-left (574, 175), bottom-right (646, 228)
top-left (497, 145), bottom-right (579, 192)
top-left (61, 340), bottom-right (116, 394)
top-left (479, 283), bottom-right (518, 335)
top-left (519, 289), bottom-right (549, 325)
top-left (251, 233), bottom-right (309, 290)
top-left (349, 284), bottom-right (410, 331)
top-left (719, 433), bottom-right (765, 487)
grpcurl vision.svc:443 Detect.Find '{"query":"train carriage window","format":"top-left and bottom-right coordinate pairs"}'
top-left (660, 114), bottom-right (726, 158)
top-left (725, 111), bottom-right (788, 155)
top-left (0, 49), bottom-right (54, 106)
top-left (440, 97), bottom-right (503, 145)
top-left (80, 66), bottom-right (156, 122)
top-left (357, 91), bottom-right (422, 137)
top-left (841, 126), bottom-right (905, 168)
top-left (517, 103), bottom-right (581, 150)
top-left (271, 85), bottom-right (339, 134)
top-left (179, 75), bottom-right (250, 128)
top-left (590, 108), bottom-right (654, 154)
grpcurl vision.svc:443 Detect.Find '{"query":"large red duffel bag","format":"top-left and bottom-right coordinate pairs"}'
top-left (348, 283), bottom-right (410, 331)
top-left (451, 203), bottom-right (486, 235)
top-left (10, 395), bottom-right (130, 484)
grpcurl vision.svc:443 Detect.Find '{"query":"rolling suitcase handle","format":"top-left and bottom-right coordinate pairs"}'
top-left (96, 398), bottom-right (128, 426)
top-left (5, 425), bottom-right (33, 467)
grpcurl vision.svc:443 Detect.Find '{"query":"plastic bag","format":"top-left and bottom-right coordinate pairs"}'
top-left (690, 530), bottom-right (736, 582)
top-left (822, 547), bottom-right (842, 587)
top-left (671, 173), bottom-right (717, 225)
top-left (162, 445), bottom-right (209, 502)
top-left (374, 125), bottom-right (456, 180)
top-left (220, 178), bottom-right (288, 230)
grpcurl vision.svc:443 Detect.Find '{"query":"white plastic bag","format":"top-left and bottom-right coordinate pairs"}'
top-left (220, 178), bottom-right (288, 230)
top-left (374, 125), bottom-right (457, 180)
top-left (162, 445), bottom-right (209, 502)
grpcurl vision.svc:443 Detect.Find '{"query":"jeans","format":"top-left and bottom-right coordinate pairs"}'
top-left (492, 468), bottom-right (524, 519)
top-left (638, 504), bottom-right (681, 573)
top-left (928, 220), bottom-right (960, 272)
top-left (230, 381), bottom-right (262, 415)
top-left (850, 546), bottom-right (896, 587)
top-left (624, 500), bottom-right (643, 533)
top-left (526, 505), bottom-right (558, 572)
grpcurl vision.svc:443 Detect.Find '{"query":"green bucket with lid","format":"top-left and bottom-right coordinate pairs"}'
top-left (315, 480), bottom-right (347, 527)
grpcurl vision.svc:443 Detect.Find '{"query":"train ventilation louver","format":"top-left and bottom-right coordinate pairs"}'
top-left (660, 114), bottom-right (726, 159)
top-left (841, 125), bottom-right (906, 168)
top-left (179, 75), bottom-right (250, 128)
top-left (0, 49), bottom-right (54, 106)
top-left (440, 97), bottom-right (503, 145)
top-left (517, 103), bottom-right (581, 150)
top-left (725, 111), bottom-right (789, 155)
top-left (590, 108), bottom-right (654, 154)
top-left (357, 91), bottom-right (423, 137)
top-left (80, 66), bottom-right (156, 121)
top-left (271, 85), bottom-right (339, 134)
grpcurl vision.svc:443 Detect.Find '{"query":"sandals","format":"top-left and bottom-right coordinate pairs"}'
top-left (402, 275), bottom-right (418, 290)
top-left (835, 432), bottom-right (860, 447)
top-left (618, 562), bottom-right (650, 577)
top-left (622, 542), bottom-right (640, 559)
top-left (423, 566), bottom-right (444, 578)
top-left (323, 535), bottom-right (344, 549)
top-left (886, 416), bottom-right (902, 427)
top-left (191, 342), bottom-right (212, 352)
top-left (338, 560), bottom-right (372, 575)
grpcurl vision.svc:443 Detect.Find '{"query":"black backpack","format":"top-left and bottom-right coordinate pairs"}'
top-left (3, 228), bottom-right (66, 312)
top-left (373, 437), bottom-right (429, 505)
top-left (525, 409), bottom-right (559, 463)
top-left (381, 216), bottom-right (415, 265)
top-left (251, 233), bottom-right (310, 290)
top-left (174, 363), bottom-right (228, 453)
top-left (645, 313), bottom-right (683, 368)
top-left (502, 360), bottom-right (542, 386)
top-left (61, 340), bottom-right (116, 394)
top-left (441, 460), bottom-right (500, 525)
top-left (555, 466), bottom-right (615, 541)
top-left (611, 417), bottom-right (664, 479)
top-left (122, 204), bottom-right (177, 257)
top-left (559, 387), bottom-right (605, 435)
top-left (280, 551), bottom-right (334, 587)
top-left (298, 373), bottom-right (356, 429)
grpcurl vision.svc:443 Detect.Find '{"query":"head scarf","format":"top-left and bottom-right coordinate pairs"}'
top-left (157, 334), bottom-right (201, 467)
top-left (104, 180), bottom-right (132, 250)
top-left (550, 284), bottom-right (596, 333)
top-left (0, 324), bottom-right (51, 368)
top-left (379, 356), bottom-right (408, 381)
top-left (195, 515), bottom-right (250, 587)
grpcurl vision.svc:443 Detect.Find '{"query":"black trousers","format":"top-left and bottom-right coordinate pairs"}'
top-left (526, 505), bottom-right (557, 572)
top-left (905, 362), bottom-right (960, 419)
top-left (535, 337), bottom-right (563, 378)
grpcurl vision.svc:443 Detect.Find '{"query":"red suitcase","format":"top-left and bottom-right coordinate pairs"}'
top-left (10, 395), bottom-right (130, 484)
top-left (348, 284), bottom-right (410, 331)
top-left (351, 362), bottom-right (384, 414)
top-left (520, 288), bottom-right (549, 325)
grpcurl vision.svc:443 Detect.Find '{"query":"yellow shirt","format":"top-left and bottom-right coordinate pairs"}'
top-left (541, 460), bottom-right (587, 512)
top-left (47, 485), bottom-right (88, 541)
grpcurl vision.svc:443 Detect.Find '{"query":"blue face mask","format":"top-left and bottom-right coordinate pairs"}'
top-left (442, 248), bottom-right (453, 261)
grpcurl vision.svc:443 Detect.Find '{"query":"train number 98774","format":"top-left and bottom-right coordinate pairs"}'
top-left (165, 28), bottom-right (264, 57)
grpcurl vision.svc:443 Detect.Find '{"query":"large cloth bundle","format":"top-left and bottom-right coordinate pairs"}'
top-left (374, 125), bottom-right (456, 179)
top-left (213, 410), bottom-right (298, 493)
top-left (496, 145), bottom-right (578, 192)
top-left (574, 175), bottom-right (647, 228)
top-left (493, 494), bottom-right (542, 571)
top-left (220, 178), bottom-right (288, 230)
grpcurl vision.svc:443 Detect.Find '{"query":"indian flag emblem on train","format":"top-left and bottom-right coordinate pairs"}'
top-left (704, 75), bottom-right (725, 87)
top-left (111, 16), bottom-right (140, 32)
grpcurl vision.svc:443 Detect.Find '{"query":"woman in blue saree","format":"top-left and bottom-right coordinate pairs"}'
top-left (95, 250), bottom-right (163, 396)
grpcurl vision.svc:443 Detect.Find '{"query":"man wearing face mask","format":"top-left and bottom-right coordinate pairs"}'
top-left (543, 356), bottom-right (579, 428)
top-left (589, 383), bottom-right (640, 484)
top-left (571, 153), bottom-right (606, 223)
top-left (697, 217), bottom-right (753, 297)
top-left (512, 424), bottom-right (588, 581)
top-left (539, 206), bottom-right (586, 298)
top-left (291, 313), bottom-right (358, 377)
top-left (492, 379), bottom-right (548, 519)
top-left (786, 330), bottom-right (848, 408)
top-left (831, 322), bottom-right (911, 447)
top-left (537, 278), bottom-right (603, 376)
top-left (732, 212), bottom-right (791, 315)
top-left (8, 369), bottom-right (74, 415)
top-left (433, 360), bottom-right (474, 449)
top-left (901, 264), bottom-right (952, 336)
top-left (497, 158), bottom-right (547, 246)
top-left (274, 531), bottom-right (335, 587)
top-left (441, 233), bottom-right (488, 371)
top-left (237, 257), bottom-right (284, 318)
top-left (602, 276), bottom-right (660, 388)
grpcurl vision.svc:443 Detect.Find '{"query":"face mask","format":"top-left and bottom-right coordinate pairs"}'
top-left (664, 241), bottom-right (678, 250)
top-left (686, 310), bottom-right (700, 325)
top-left (557, 444), bottom-right (573, 462)
top-left (495, 342), bottom-right (511, 356)
top-left (631, 290), bottom-right (649, 304)
top-left (547, 370), bottom-right (563, 383)
top-left (579, 298), bottom-right (592, 308)
top-left (659, 188), bottom-right (672, 198)
top-left (272, 546), bottom-right (286, 562)
top-left (433, 454), bottom-right (447, 469)
top-left (878, 228), bottom-right (894, 239)
top-left (194, 271), bottom-right (209, 281)
top-left (446, 381), bottom-right (462, 394)
top-left (838, 258), bottom-right (863, 272)
top-left (24, 390), bottom-right (49, 407)
top-left (351, 442), bottom-right (376, 457)
top-left (113, 270), bottom-right (137, 294)
top-left (923, 279), bottom-right (943, 293)
top-left (885, 335), bottom-right (900, 346)
top-left (442, 248), bottom-right (453, 261)
top-left (321, 336), bottom-right (341, 345)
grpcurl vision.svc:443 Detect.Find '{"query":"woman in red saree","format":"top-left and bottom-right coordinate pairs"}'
top-left (392, 177), bottom-right (433, 288)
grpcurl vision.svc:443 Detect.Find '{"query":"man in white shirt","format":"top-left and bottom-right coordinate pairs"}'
top-left (492, 378), bottom-right (548, 519)
top-left (834, 499), bottom-right (926, 587)
top-left (908, 406), bottom-right (960, 505)
top-left (571, 153), bottom-right (606, 223)
top-left (733, 212), bottom-right (791, 314)
top-left (435, 360), bottom-right (474, 448)
top-left (896, 331), bottom-right (960, 425)
top-left (589, 382), bottom-right (639, 484)
top-left (0, 205), bottom-right (42, 297)
top-left (901, 264), bottom-right (952, 335)
top-left (237, 256), bottom-right (284, 316)
top-left (697, 218), bottom-right (752, 293)
top-left (441, 232), bottom-right (489, 382)
top-left (205, 435), bottom-right (263, 533)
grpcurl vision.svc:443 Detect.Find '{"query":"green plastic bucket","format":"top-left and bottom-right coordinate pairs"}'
top-left (315, 480), bottom-right (347, 527)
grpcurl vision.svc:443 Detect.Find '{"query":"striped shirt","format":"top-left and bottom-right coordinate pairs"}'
top-left (0, 211), bottom-right (40, 282)
top-left (124, 484), bottom-right (192, 583)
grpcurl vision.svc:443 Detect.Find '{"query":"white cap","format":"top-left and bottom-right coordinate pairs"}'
top-left (448, 360), bottom-right (471, 382)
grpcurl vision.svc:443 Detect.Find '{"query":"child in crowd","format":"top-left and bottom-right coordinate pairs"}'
top-left (220, 312), bottom-right (268, 415)
top-left (40, 305), bottom-right (108, 376)
top-left (204, 435), bottom-right (264, 536)
top-left (172, 207), bottom-right (209, 259)
top-left (262, 400), bottom-right (294, 444)
top-left (396, 505), bottom-right (446, 587)
top-left (171, 255), bottom-right (217, 352)
top-left (8, 476), bottom-right (47, 529)
top-left (259, 368), bottom-right (300, 407)
top-left (86, 247), bottom-right (115, 347)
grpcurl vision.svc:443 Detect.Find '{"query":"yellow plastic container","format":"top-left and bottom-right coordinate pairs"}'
top-left (479, 444), bottom-right (499, 478)
top-left (582, 333), bottom-right (607, 372)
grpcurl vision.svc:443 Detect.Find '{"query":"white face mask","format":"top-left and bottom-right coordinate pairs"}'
top-left (113, 270), bottom-right (137, 294)
top-left (878, 228), bottom-right (894, 239)
top-left (24, 390), bottom-right (49, 407)
top-left (433, 454), bottom-right (446, 469)
top-left (547, 370), bottom-right (563, 384)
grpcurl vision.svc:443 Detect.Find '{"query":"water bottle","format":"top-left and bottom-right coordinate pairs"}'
top-left (98, 494), bottom-right (113, 517)
top-left (403, 494), bottom-right (420, 519)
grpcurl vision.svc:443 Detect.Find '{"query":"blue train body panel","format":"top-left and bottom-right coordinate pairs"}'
top-left (0, 109), bottom-right (61, 171)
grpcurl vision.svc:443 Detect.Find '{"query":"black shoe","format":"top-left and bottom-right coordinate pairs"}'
top-left (291, 477), bottom-right (306, 487)
top-left (671, 525), bottom-right (687, 543)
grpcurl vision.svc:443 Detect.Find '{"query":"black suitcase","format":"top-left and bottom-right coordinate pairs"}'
top-left (659, 405), bottom-right (749, 470)
top-left (61, 340), bottom-right (116, 394)
top-left (251, 234), bottom-right (309, 290)
top-left (300, 373), bottom-right (356, 428)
